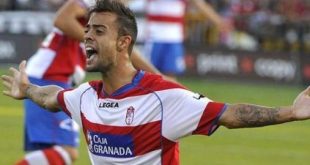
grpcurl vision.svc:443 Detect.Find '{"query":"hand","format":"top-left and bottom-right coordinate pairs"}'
top-left (1, 61), bottom-right (30, 100)
top-left (292, 86), bottom-right (310, 120)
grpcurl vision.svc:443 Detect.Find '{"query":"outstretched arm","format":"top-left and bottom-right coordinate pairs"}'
top-left (219, 87), bottom-right (310, 128)
top-left (1, 61), bottom-right (62, 112)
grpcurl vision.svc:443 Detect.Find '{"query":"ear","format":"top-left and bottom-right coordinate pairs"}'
top-left (117, 36), bottom-right (131, 52)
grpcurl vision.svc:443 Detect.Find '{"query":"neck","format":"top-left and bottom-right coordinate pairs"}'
top-left (101, 61), bottom-right (137, 95)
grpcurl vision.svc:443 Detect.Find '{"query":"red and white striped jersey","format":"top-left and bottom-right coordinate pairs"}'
top-left (57, 71), bottom-right (226, 165)
top-left (25, 0), bottom-right (95, 83)
top-left (146, 0), bottom-right (186, 42)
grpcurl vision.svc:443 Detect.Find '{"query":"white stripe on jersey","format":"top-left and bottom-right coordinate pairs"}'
top-left (147, 22), bottom-right (184, 42)
top-left (147, 0), bottom-right (185, 17)
top-left (26, 48), bottom-right (56, 79)
top-left (80, 93), bottom-right (162, 126)
top-left (146, 0), bottom-right (186, 42)
top-left (25, 151), bottom-right (49, 165)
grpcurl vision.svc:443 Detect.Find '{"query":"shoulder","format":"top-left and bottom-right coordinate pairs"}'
top-left (63, 81), bottom-right (97, 95)
top-left (140, 72), bottom-right (186, 92)
top-left (59, 81), bottom-right (99, 102)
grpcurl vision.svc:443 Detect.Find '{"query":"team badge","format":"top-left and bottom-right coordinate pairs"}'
top-left (125, 106), bottom-right (135, 125)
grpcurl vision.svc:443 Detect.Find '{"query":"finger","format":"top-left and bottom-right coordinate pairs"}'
top-left (3, 90), bottom-right (12, 97)
top-left (2, 81), bottom-right (12, 89)
top-left (303, 86), bottom-right (310, 96)
top-left (9, 67), bottom-right (19, 76)
top-left (19, 60), bottom-right (27, 73)
top-left (1, 75), bottom-right (13, 83)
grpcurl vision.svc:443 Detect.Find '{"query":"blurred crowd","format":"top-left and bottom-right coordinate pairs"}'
top-left (187, 0), bottom-right (310, 53)
top-left (212, 0), bottom-right (310, 53)
top-left (0, 0), bottom-right (65, 11)
top-left (0, 0), bottom-right (309, 53)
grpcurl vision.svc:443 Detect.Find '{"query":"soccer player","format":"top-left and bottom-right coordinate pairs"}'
top-left (2, 0), bottom-right (310, 164)
top-left (15, 0), bottom-right (162, 164)
top-left (144, 0), bottom-right (230, 79)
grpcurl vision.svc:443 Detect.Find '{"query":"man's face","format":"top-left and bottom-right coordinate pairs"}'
top-left (84, 12), bottom-right (119, 73)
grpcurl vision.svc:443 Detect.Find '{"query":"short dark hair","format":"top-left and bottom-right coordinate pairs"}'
top-left (88, 0), bottom-right (138, 54)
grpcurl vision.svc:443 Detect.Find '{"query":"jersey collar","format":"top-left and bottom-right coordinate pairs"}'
top-left (101, 70), bottom-right (145, 97)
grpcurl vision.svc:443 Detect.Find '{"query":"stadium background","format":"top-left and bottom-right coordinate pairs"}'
top-left (0, 0), bottom-right (310, 164)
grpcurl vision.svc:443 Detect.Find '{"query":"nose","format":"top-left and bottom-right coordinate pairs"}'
top-left (84, 31), bottom-right (94, 43)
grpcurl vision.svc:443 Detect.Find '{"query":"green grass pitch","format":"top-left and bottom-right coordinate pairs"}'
top-left (1, 69), bottom-right (310, 165)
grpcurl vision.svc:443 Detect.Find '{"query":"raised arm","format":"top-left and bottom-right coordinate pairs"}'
top-left (1, 61), bottom-right (62, 112)
top-left (219, 87), bottom-right (310, 128)
top-left (54, 0), bottom-right (87, 42)
top-left (55, 0), bottom-right (163, 76)
top-left (190, 0), bottom-right (231, 32)
top-left (130, 48), bottom-right (161, 74)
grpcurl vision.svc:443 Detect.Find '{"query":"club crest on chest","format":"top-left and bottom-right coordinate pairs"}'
top-left (125, 106), bottom-right (135, 125)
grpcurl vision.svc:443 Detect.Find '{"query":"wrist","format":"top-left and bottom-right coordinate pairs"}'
top-left (286, 106), bottom-right (297, 121)
top-left (24, 83), bottom-right (33, 99)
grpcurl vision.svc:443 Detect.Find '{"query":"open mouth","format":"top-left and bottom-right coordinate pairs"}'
top-left (86, 47), bottom-right (98, 58)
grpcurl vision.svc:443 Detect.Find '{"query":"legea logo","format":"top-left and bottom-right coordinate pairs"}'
top-left (98, 102), bottom-right (119, 109)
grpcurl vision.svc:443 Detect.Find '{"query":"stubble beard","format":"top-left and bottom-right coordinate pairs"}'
top-left (86, 62), bottom-right (113, 76)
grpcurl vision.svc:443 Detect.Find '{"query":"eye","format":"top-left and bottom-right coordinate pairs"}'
top-left (96, 29), bottom-right (104, 34)
top-left (84, 29), bottom-right (89, 33)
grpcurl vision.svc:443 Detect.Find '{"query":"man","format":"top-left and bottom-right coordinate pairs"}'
top-left (144, 0), bottom-right (230, 79)
top-left (17, 0), bottom-right (161, 164)
top-left (2, 0), bottom-right (310, 164)
top-left (54, 0), bottom-right (160, 73)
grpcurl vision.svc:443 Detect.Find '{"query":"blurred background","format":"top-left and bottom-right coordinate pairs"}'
top-left (0, 0), bottom-right (309, 84)
top-left (0, 0), bottom-right (310, 164)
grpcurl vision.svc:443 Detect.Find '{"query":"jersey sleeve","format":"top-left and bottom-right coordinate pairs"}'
top-left (57, 83), bottom-right (89, 126)
top-left (160, 89), bottom-right (227, 141)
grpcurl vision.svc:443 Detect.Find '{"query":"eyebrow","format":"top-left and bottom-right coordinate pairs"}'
top-left (85, 24), bottom-right (108, 29)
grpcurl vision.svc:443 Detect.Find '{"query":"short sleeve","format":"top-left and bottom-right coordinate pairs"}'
top-left (57, 89), bottom-right (74, 118)
top-left (160, 89), bottom-right (227, 141)
top-left (57, 83), bottom-right (90, 126)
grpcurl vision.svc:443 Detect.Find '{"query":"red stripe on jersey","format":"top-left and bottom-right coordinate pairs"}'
top-left (42, 39), bottom-right (82, 82)
top-left (57, 89), bottom-right (73, 117)
top-left (147, 15), bottom-right (184, 23)
top-left (39, 31), bottom-right (85, 82)
top-left (88, 72), bottom-right (186, 99)
top-left (81, 113), bottom-right (161, 156)
top-left (133, 122), bottom-right (161, 155)
top-left (192, 102), bottom-right (226, 135)
top-left (161, 137), bottom-right (179, 165)
top-left (41, 32), bottom-right (63, 50)
top-left (43, 148), bottom-right (65, 165)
